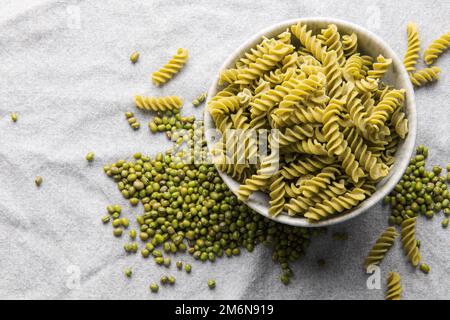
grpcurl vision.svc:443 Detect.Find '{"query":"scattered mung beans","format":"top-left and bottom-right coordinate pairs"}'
top-left (113, 228), bottom-right (123, 237)
top-left (35, 176), bottom-right (43, 187)
top-left (127, 116), bottom-right (140, 130)
top-left (192, 92), bottom-right (207, 107)
top-left (420, 263), bottom-right (430, 274)
top-left (207, 279), bottom-right (216, 289)
top-left (130, 52), bottom-right (140, 64)
top-left (103, 118), bottom-right (317, 286)
top-left (86, 152), bottom-right (95, 162)
top-left (149, 282), bottom-right (159, 293)
top-left (384, 146), bottom-right (450, 225)
top-left (160, 275), bottom-right (168, 285)
top-left (124, 268), bottom-right (132, 278)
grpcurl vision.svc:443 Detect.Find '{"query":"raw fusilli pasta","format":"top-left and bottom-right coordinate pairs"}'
top-left (135, 95), bottom-right (183, 112)
top-left (364, 226), bottom-right (398, 268)
top-left (403, 23), bottom-right (421, 73)
top-left (151, 48), bottom-right (188, 86)
top-left (342, 33), bottom-right (358, 57)
top-left (410, 66), bottom-right (441, 87)
top-left (423, 31), bottom-right (450, 65)
top-left (401, 217), bottom-right (421, 267)
top-left (385, 272), bottom-right (402, 300)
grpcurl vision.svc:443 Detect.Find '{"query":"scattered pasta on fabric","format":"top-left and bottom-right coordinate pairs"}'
top-left (151, 48), bottom-right (189, 86)
top-left (385, 272), bottom-right (402, 300)
top-left (135, 95), bottom-right (183, 112)
top-left (423, 31), bottom-right (450, 65)
top-left (401, 217), bottom-right (421, 267)
top-left (403, 23), bottom-right (421, 73)
top-left (364, 226), bottom-right (398, 269)
top-left (410, 66), bottom-right (441, 87)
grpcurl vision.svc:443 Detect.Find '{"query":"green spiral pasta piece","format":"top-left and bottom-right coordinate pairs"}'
top-left (315, 179), bottom-right (347, 201)
top-left (219, 69), bottom-right (241, 85)
top-left (280, 156), bottom-right (335, 179)
top-left (285, 195), bottom-right (315, 216)
top-left (318, 24), bottom-right (345, 66)
top-left (237, 151), bottom-right (278, 201)
top-left (237, 174), bottom-right (271, 201)
top-left (283, 138), bottom-right (328, 156)
top-left (403, 23), bottom-right (421, 73)
top-left (271, 105), bottom-right (324, 128)
top-left (323, 51), bottom-right (344, 98)
top-left (344, 127), bottom-right (389, 181)
top-left (298, 54), bottom-right (321, 67)
top-left (230, 108), bottom-right (249, 129)
top-left (278, 124), bottom-right (315, 147)
top-left (354, 77), bottom-right (379, 94)
top-left (281, 52), bottom-right (298, 72)
top-left (210, 84), bottom-right (240, 102)
top-left (134, 95), bottom-right (183, 112)
top-left (367, 89), bottom-right (405, 129)
top-left (322, 98), bottom-right (346, 156)
top-left (151, 48), bottom-right (188, 86)
top-left (208, 95), bottom-right (240, 118)
top-left (253, 79), bottom-right (271, 99)
top-left (381, 132), bottom-right (400, 166)
top-left (263, 68), bottom-right (285, 85)
top-left (237, 88), bottom-right (253, 107)
top-left (361, 55), bottom-right (374, 76)
top-left (344, 54), bottom-right (364, 80)
top-left (268, 173), bottom-right (286, 217)
top-left (285, 179), bottom-right (347, 217)
top-left (236, 42), bottom-right (293, 87)
top-left (410, 66), bottom-right (441, 87)
top-left (342, 33), bottom-right (358, 58)
top-left (248, 112), bottom-right (268, 131)
top-left (385, 272), bottom-right (402, 300)
top-left (249, 75), bottom-right (303, 118)
top-left (423, 31), bottom-right (450, 65)
top-left (232, 127), bottom-right (258, 175)
top-left (236, 38), bottom-right (274, 68)
top-left (276, 29), bottom-right (292, 44)
top-left (304, 187), bottom-right (366, 222)
top-left (367, 55), bottom-right (392, 80)
top-left (274, 74), bottom-right (324, 118)
top-left (345, 88), bottom-right (370, 137)
top-left (291, 22), bottom-right (327, 63)
top-left (298, 166), bottom-right (340, 198)
top-left (213, 114), bottom-right (233, 134)
top-left (390, 108), bottom-right (408, 139)
top-left (337, 142), bottom-right (365, 183)
top-left (364, 226), bottom-right (398, 269)
top-left (401, 217), bottom-right (421, 267)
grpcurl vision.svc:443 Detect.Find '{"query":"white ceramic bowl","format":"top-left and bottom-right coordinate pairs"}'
top-left (204, 17), bottom-right (417, 227)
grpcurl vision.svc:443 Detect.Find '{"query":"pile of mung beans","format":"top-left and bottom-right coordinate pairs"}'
top-left (384, 145), bottom-right (450, 227)
top-left (102, 111), bottom-right (322, 291)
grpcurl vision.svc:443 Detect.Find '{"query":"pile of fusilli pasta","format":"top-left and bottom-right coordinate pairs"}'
top-left (207, 22), bottom-right (409, 222)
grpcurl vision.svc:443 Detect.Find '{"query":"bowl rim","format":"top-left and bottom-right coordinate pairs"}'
top-left (204, 17), bottom-right (417, 227)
